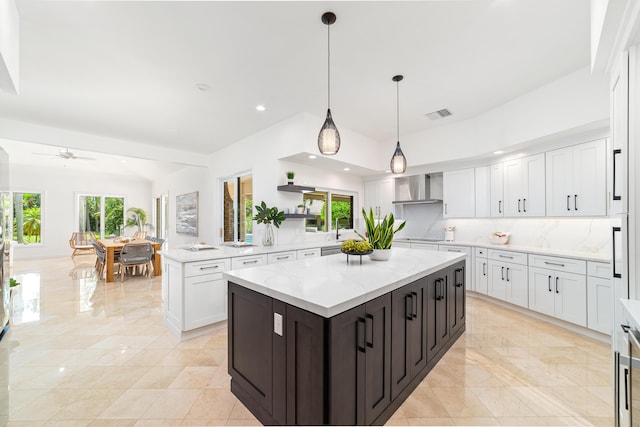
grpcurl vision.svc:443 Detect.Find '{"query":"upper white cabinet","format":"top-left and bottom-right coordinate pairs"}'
top-left (489, 163), bottom-right (504, 217)
top-left (474, 166), bottom-right (490, 218)
top-left (364, 179), bottom-right (394, 217)
top-left (610, 52), bottom-right (628, 215)
top-left (546, 139), bottom-right (607, 217)
top-left (443, 168), bottom-right (475, 218)
top-left (503, 154), bottom-right (546, 217)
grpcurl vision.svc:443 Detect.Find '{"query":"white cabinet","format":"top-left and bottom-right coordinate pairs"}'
top-left (528, 254), bottom-right (587, 327)
top-left (503, 154), bottom-right (545, 217)
top-left (439, 245), bottom-right (472, 290)
top-left (546, 140), bottom-right (607, 216)
top-left (587, 261), bottom-right (613, 335)
top-left (487, 249), bottom-right (528, 308)
top-left (489, 163), bottom-right (504, 217)
top-left (267, 251), bottom-right (297, 264)
top-left (443, 168), bottom-right (475, 218)
top-left (296, 248), bottom-right (321, 259)
top-left (364, 179), bottom-right (394, 217)
top-left (474, 166), bottom-right (490, 217)
top-left (231, 254), bottom-right (268, 270)
top-left (610, 52), bottom-right (628, 215)
top-left (474, 247), bottom-right (488, 295)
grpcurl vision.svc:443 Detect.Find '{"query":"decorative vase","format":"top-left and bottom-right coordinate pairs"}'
top-left (369, 248), bottom-right (392, 261)
top-left (262, 223), bottom-right (275, 246)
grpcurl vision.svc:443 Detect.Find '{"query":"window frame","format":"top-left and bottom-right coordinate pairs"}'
top-left (303, 188), bottom-right (357, 235)
top-left (10, 189), bottom-right (44, 246)
top-left (75, 192), bottom-right (126, 239)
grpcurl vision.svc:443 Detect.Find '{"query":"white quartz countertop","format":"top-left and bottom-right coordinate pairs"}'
top-left (621, 299), bottom-right (640, 330)
top-left (159, 240), bottom-right (342, 263)
top-left (224, 247), bottom-right (466, 318)
top-left (399, 239), bottom-right (610, 263)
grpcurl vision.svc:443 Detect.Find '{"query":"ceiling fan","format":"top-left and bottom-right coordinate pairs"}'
top-left (33, 148), bottom-right (96, 161)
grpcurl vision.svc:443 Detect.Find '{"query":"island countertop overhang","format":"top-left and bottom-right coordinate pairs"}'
top-left (224, 247), bottom-right (466, 318)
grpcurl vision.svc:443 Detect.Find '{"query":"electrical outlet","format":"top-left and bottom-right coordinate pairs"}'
top-left (274, 313), bottom-right (283, 336)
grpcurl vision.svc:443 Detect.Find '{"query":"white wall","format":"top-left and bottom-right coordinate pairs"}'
top-left (9, 164), bottom-right (151, 259)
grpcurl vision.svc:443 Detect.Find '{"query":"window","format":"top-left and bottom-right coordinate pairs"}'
top-left (223, 173), bottom-right (253, 243)
top-left (78, 195), bottom-right (124, 238)
top-left (303, 191), bottom-right (353, 233)
top-left (13, 192), bottom-right (42, 244)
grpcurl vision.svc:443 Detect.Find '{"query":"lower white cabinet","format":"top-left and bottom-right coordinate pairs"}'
top-left (439, 245), bottom-right (472, 290)
top-left (296, 248), bottom-right (321, 259)
top-left (267, 251), bottom-right (297, 264)
top-left (587, 261), bottom-right (612, 335)
top-left (528, 267), bottom-right (587, 327)
top-left (474, 257), bottom-right (488, 294)
top-left (231, 254), bottom-right (268, 270)
top-left (487, 249), bottom-right (528, 308)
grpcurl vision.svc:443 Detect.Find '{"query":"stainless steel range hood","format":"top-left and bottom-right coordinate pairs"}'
top-left (393, 174), bottom-right (442, 205)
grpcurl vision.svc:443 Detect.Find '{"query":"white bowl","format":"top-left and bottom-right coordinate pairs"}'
top-left (489, 233), bottom-right (510, 245)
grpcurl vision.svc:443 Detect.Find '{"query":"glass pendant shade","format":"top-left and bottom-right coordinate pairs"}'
top-left (318, 109), bottom-right (341, 155)
top-left (390, 141), bottom-right (407, 174)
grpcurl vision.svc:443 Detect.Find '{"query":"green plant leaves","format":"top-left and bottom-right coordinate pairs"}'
top-left (355, 207), bottom-right (406, 249)
top-left (253, 201), bottom-right (286, 228)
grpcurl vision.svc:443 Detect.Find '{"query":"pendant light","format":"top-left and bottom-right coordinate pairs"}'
top-left (318, 12), bottom-right (341, 155)
top-left (390, 75), bottom-right (407, 174)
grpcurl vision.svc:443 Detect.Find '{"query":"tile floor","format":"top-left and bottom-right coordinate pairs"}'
top-left (4, 255), bottom-right (613, 426)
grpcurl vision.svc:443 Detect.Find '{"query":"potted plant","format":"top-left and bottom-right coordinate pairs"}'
top-left (355, 207), bottom-right (406, 260)
top-left (297, 198), bottom-right (313, 214)
top-left (253, 201), bottom-right (286, 246)
top-left (125, 207), bottom-right (154, 236)
top-left (286, 171), bottom-right (295, 185)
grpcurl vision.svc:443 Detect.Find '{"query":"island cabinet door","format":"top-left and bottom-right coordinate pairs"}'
top-left (426, 271), bottom-right (449, 362)
top-left (391, 278), bottom-right (428, 400)
top-left (448, 262), bottom-right (466, 337)
top-left (327, 293), bottom-right (392, 426)
top-left (284, 304), bottom-right (326, 425)
top-left (228, 283), bottom-right (274, 417)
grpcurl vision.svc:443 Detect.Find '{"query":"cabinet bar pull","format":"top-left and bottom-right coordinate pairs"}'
top-left (613, 148), bottom-right (622, 201)
top-left (455, 268), bottom-right (464, 287)
top-left (444, 203), bottom-right (448, 215)
top-left (448, 249), bottom-right (461, 252)
top-left (625, 367), bottom-right (630, 411)
top-left (523, 198), bottom-right (527, 212)
top-left (518, 199), bottom-right (521, 213)
top-left (365, 314), bottom-right (374, 348)
top-left (498, 254), bottom-right (514, 259)
top-left (574, 194), bottom-right (578, 211)
top-left (276, 256), bottom-right (289, 260)
top-left (357, 318), bottom-right (366, 353)
top-left (566, 195), bottom-right (570, 211)
top-left (302, 252), bottom-right (314, 256)
top-left (506, 267), bottom-right (510, 282)
top-left (543, 261), bottom-right (565, 267)
top-left (548, 275), bottom-right (552, 292)
top-left (501, 266), bottom-right (504, 281)
top-left (555, 277), bottom-right (559, 294)
top-left (499, 200), bottom-right (502, 213)
top-left (243, 260), bottom-right (259, 265)
top-left (483, 262), bottom-right (486, 276)
top-left (411, 291), bottom-right (418, 318)
top-left (199, 265), bottom-right (220, 270)
top-left (405, 295), bottom-right (413, 321)
top-left (613, 227), bottom-right (622, 278)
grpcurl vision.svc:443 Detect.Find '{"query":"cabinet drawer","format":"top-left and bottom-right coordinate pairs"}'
top-left (268, 251), bottom-right (297, 264)
top-left (185, 259), bottom-right (230, 278)
top-left (587, 261), bottom-right (612, 279)
top-left (438, 245), bottom-right (471, 255)
top-left (475, 247), bottom-right (488, 258)
top-left (296, 248), bottom-right (321, 259)
top-left (411, 242), bottom-right (438, 251)
top-left (393, 241), bottom-right (411, 248)
top-left (488, 249), bottom-right (527, 265)
top-left (528, 254), bottom-right (586, 275)
top-left (231, 254), bottom-right (268, 270)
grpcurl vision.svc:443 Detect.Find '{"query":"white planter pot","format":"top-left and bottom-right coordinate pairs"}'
top-left (369, 249), bottom-right (392, 261)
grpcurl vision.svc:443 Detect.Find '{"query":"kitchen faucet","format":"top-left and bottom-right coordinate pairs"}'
top-left (335, 216), bottom-right (342, 240)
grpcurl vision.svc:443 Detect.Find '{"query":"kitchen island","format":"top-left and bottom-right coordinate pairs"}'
top-left (224, 248), bottom-right (467, 425)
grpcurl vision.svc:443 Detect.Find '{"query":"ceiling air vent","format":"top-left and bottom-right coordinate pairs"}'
top-left (426, 109), bottom-right (452, 120)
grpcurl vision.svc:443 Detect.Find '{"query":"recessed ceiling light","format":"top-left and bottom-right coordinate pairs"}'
top-left (121, 159), bottom-right (127, 164)
top-left (256, 105), bottom-right (266, 112)
top-left (493, 150), bottom-right (504, 155)
top-left (195, 83), bottom-right (210, 91)
top-left (343, 168), bottom-right (350, 171)
top-left (385, 169), bottom-right (391, 173)
top-left (308, 155), bottom-right (317, 159)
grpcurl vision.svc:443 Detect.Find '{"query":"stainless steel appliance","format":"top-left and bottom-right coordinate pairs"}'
top-left (392, 174), bottom-right (442, 205)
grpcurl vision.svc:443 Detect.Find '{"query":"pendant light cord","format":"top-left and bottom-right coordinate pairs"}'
top-left (327, 24), bottom-right (331, 108)
top-left (396, 80), bottom-right (400, 141)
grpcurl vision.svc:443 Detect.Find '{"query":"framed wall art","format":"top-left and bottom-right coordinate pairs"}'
top-left (176, 191), bottom-right (198, 235)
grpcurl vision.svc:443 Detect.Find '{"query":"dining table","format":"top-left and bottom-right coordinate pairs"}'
top-left (97, 238), bottom-right (163, 282)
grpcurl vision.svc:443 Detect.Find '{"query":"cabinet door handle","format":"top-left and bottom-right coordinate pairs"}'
top-left (613, 226), bottom-right (622, 278)
top-left (518, 199), bottom-right (521, 213)
top-left (506, 267), bottom-right (510, 282)
top-left (436, 278), bottom-right (444, 301)
top-left (625, 367), bottom-right (630, 411)
top-left (543, 261), bottom-right (565, 267)
top-left (501, 266), bottom-right (504, 281)
top-left (566, 195), bottom-right (570, 211)
top-left (444, 203), bottom-right (448, 215)
top-left (199, 265), bottom-right (220, 270)
top-left (613, 148), bottom-right (622, 201)
top-left (523, 198), bottom-right (526, 213)
top-left (411, 291), bottom-right (418, 318)
top-left (357, 317), bottom-right (366, 353)
top-left (555, 277), bottom-right (559, 294)
top-left (440, 279), bottom-right (446, 301)
top-left (574, 194), bottom-right (578, 211)
top-left (498, 200), bottom-right (502, 214)
top-left (455, 268), bottom-right (464, 287)
top-left (548, 275), bottom-right (552, 292)
top-left (483, 262), bottom-right (486, 276)
top-left (365, 314), bottom-right (374, 348)
top-left (405, 294), bottom-right (413, 321)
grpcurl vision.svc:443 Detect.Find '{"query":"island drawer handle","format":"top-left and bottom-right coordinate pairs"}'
top-left (357, 318), bottom-right (366, 353)
top-left (243, 260), bottom-right (259, 265)
top-left (455, 268), bottom-right (464, 287)
top-left (365, 314), bottom-right (374, 348)
top-left (405, 294), bottom-right (413, 321)
top-left (411, 292), bottom-right (418, 319)
top-left (199, 265), bottom-right (220, 270)
top-left (543, 261), bottom-right (565, 267)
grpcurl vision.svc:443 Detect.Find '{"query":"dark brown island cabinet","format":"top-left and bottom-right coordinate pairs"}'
top-left (228, 260), bottom-right (465, 426)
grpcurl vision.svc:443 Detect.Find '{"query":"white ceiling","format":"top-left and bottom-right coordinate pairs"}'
top-left (0, 0), bottom-right (591, 165)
